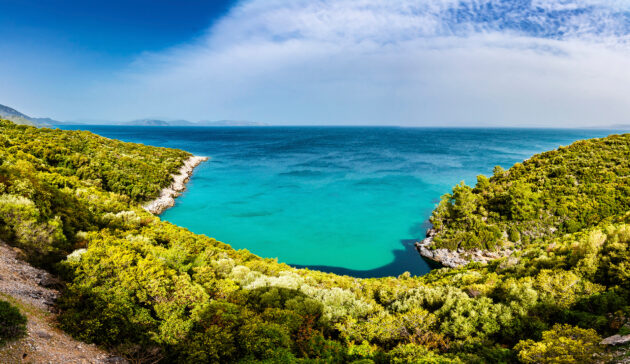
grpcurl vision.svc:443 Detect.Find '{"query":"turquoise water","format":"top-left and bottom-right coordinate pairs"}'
top-left (60, 126), bottom-right (619, 277)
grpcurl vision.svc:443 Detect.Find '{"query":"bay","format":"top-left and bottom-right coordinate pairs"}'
top-left (60, 125), bottom-right (619, 277)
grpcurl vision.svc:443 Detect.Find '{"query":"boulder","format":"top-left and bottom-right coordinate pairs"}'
top-left (601, 334), bottom-right (630, 346)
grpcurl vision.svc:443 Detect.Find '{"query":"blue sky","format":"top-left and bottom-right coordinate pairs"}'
top-left (2, 0), bottom-right (630, 126)
top-left (0, 1), bottom-right (235, 59)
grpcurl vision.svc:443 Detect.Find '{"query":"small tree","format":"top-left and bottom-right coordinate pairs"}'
top-left (515, 324), bottom-right (602, 364)
top-left (0, 300), bottom-right (27, 345)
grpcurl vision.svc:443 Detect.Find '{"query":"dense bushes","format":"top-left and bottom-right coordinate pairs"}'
top-left (430, 134), bottom-right (630, 251)
top-left (0, 194), bottom-right (66, 262)
top-left (515, 324), bottom-right (603, 363)
top-left (0, 120), bottom-right (189, 202)
top-left (1, 120), bottom-right (629, 362)
top-left (0, 300), bottom-right (27, 345)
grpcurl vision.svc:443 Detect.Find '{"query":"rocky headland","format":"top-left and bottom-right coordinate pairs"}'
top-left (143, 155), bottom-right (208, 215)
top-left (415, 228), bottom-right (515, 268)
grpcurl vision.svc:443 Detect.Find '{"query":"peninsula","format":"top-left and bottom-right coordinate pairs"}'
top-left (144, 155), bottom-right (209, 215)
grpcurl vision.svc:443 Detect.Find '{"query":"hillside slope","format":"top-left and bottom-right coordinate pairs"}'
top-left (0, 242), bottom-right (125, 363)
top-left (0, 104), bottom-right (56, 127)
top-left (0, 119), bottom-right (629, 363)
top-left (427, 134), bottom-right (630, 252)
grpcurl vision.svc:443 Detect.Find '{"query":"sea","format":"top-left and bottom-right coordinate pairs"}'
top-left (59, 126), bottom-right (620, 277)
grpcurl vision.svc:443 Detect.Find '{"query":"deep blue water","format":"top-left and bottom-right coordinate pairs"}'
top-left (60, 126), bottom-right (619, 277)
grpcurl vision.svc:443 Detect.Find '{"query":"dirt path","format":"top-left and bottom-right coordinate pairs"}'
top-left (0, 242), bottom-right (126, 363)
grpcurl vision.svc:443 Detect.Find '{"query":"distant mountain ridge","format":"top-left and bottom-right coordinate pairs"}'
top-left (123, 119), bottom-right (268, 127)
top-left (607, 124), bottom-right (630, 130)
top-left (0, 104), bottom-right (60, 127)
top-left (0, 103), bottom-right (267, 127)
top-left (125, 119), bottom-right (172, 126)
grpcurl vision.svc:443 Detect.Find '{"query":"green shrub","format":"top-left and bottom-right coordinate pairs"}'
top-left (514, 324), bottom-right (602, 364)
top-left (0, 300), bottom-right (27, 345)
top-left (239, 319), bottom-right (293, 360)
top-left (386, 343), bottom-right (461, 363)
top-left (508, 226), bottom-right (520, 242)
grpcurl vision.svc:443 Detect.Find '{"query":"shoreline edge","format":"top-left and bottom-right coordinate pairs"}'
top-left (415, 228), bottom-right (514, 268)
top-left (144, 155), bottom-right (209, 215)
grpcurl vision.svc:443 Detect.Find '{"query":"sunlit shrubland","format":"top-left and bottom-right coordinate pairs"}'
top-left (431, 135), bottom-right (630, 252)
top-left (1, 120), bottom-right (629, 363)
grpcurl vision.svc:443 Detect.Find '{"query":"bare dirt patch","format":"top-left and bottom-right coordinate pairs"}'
top-left (0, 242), bottom-right (125, 363)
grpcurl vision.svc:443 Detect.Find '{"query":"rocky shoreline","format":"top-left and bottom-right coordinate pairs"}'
top-left (415, 228), bottom-right (514, 268)
top-left (143, 155), bottom-right (209, 215)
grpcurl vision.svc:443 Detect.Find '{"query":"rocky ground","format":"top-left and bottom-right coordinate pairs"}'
top-left (602, 333), bottom-right (630, 363)
top-left (144, 155), bottom-right (209, 215)
top-left (415, 228), bottom-right (514, 268)
top-left (0, 241), bottom-right (126, 364)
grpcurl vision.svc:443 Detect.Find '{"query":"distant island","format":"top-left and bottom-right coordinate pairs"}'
top-left (0, 103), bottom-right (267, 127)
top-left (122, 119), bottom-right (268, 127)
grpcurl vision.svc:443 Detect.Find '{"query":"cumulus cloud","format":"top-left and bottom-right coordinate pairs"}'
top-left (92, 0), bottom-right (630, 126)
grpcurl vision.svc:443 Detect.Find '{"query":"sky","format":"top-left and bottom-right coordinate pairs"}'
top-left (1, 0), bottom-right (630, 126)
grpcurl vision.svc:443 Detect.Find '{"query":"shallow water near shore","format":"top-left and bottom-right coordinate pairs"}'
top-left (60, 126), bottom-right (619, 277)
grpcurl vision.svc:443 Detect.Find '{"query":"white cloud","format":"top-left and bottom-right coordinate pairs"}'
top-left (87, 0), bottom-right (630, 126)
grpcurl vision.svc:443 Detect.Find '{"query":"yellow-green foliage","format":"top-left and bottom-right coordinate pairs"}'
top-left (0, 120), bottom-right (189, 201)
top-left (515, 324), bottom-right (602, 363)
top-left (1, 120), bottom-right (629, 363)
top-left (431, 134), bottom-right (630, 251)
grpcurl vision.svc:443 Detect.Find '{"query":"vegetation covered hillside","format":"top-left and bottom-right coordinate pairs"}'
top-left (430, 134), bottom-right (630, 251)
top-left (0, 120), bottom-right (629, 363)
top-left (0, 104), bottom-right (54, 127)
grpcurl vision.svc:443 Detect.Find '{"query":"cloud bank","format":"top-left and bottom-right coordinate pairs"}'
top-left (46, 0), bottom-right (630, 125)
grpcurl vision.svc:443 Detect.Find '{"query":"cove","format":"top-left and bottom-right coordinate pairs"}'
top-left (59, 126), bottom-right (619, 277)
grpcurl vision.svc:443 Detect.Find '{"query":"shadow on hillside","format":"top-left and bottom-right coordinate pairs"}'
top-left (291, 238), bottom-right (442, 279)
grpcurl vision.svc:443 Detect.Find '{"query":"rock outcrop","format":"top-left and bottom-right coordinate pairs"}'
top-left (415, 228), bottom-right (514, 268)
top-left (601, 334), bottom-right (630, 346)
top-left (143, 155), bottom-right (208, 215)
